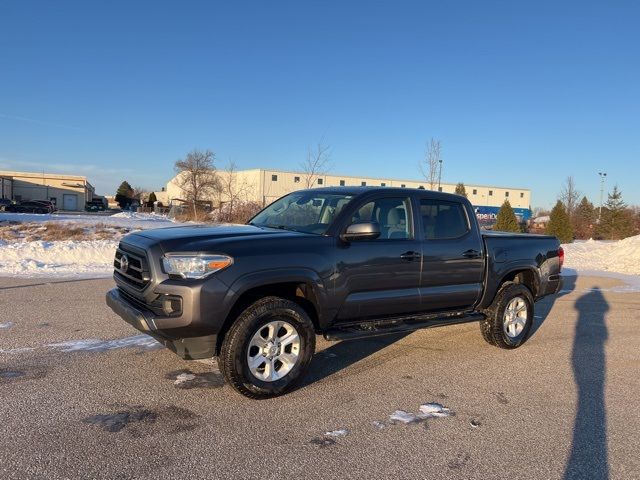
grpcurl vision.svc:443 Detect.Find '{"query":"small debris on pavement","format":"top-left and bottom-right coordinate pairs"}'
top-left (174, 373), bottom-right (197, 385)
top-left (390, 410), bottom-right (421, 424)
top-left (418, 403), bottom-right (452, 418)
top-left (325, 428), bottom-right (349, 437)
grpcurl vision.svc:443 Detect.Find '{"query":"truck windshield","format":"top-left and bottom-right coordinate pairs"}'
top-left (249, 192), bottom-right (354, 235)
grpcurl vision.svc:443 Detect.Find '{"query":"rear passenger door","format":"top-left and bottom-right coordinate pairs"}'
top-left (418, 197), bottom-right (484, 312)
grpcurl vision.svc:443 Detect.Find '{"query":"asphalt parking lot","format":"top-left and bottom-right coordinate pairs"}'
top-left (1, 275), bottom-right (639, 479)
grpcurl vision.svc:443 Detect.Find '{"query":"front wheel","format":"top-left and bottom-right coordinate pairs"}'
top-left (480, 282), bottom-right (534, 349)
top-left (218, 296), bottom-right (316, 399)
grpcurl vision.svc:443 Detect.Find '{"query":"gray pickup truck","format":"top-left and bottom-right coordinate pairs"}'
top-left (107, 187), bottom-right (563, 398)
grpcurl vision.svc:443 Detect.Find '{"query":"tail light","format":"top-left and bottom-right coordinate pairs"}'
top-left (558, 246), bottom-right (564, 271)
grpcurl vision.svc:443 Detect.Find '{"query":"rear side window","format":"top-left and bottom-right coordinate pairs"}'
top-left (420, 199), bottom-right (469, 240)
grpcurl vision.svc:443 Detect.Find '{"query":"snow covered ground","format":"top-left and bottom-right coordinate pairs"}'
top-left (0, 210), bottom-right (177, 230)
top-left (562, 235), bottom-right (640, 276)
top-left (0, 211), bottom-right (181, 277)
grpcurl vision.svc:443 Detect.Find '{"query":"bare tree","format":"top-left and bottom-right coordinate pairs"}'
top-left (560, 176), bottom-right (580, 220)
top-left (420, 138), bottom-right (441, 190)
top-left (301, 140), bottom-right (331, 188)
top-left (174, 149), bottom-right (219, 220)
top-left (217, 160), bottom-right (251, 223)
top-left (132, 186), bottom-right (148, 203)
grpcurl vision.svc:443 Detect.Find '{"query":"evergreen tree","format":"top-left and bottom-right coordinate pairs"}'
top-left (546, 200), bottom-right (573, 243)
top-left (115, 181), bottom-right (133, 209)
top-left (494, 200), bottom-right (521, 232)
top-left (596, 186), bottom-right (634, 240)
top-left (147, 191), bottom-right (157, 206)
top-left (455, 182), bottom-right (467, 197)
top-left (572, 196), bottom-right (596, 239)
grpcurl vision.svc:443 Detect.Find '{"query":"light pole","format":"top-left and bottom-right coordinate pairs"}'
top-left (438, 159), bottom-right (443, 190)
top-left (598, 172), bottom-right (607, 222)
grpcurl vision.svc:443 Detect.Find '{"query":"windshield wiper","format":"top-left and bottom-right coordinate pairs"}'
top-left (263, 224), bottom-right (299, 232)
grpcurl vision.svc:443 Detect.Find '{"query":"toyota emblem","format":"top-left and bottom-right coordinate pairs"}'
top-left (120, 254), bottom-right (129, 273)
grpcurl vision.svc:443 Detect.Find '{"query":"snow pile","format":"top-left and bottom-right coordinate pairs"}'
top-left (0, 211), bottom-right (177, 230)
top-left (563, 235), bottom-right (640, 275)
top-left (0, 211), bottom-right (183, 277)
top-left (0, 239), bottom-right (118, 277)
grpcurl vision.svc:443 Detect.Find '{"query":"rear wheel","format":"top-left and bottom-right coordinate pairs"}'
top-left (218, 296), bottom-right (316, 399)
top-left (480, 282), bottom-right (534, 349)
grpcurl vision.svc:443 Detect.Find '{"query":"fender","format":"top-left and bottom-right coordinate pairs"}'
top-left (478, 261), bottom-right (541, 309)
top-left (221, 267), bottom-right (333, 328)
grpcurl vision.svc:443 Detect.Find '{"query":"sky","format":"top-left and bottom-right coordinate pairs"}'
top-left (1, 0), bottom-right (638, 209)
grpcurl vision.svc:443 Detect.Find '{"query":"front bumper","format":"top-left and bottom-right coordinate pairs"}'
top-left (106, 288), bottom-right (217, 359)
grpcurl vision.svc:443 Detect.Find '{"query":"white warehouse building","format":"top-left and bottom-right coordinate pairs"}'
top-left (166, 168), bottom-right (532, 223)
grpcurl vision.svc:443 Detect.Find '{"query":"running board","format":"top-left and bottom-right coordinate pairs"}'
top-left (323, 312), bottom-right (485, 341)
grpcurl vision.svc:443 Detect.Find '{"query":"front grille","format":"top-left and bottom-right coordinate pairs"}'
top-left (114, 243), bottom-right (151, 290)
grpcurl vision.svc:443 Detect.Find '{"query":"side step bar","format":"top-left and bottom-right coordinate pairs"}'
top-left (323, 312), bottom-right (485, 341)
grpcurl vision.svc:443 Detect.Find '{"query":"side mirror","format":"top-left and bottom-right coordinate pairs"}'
top-left (340, 221), bottom-right (381, 242)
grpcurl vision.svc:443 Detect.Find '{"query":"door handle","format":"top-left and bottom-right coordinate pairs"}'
top-left (400, 251), bottom-right (422, 261)
top-left (462, 249), bottom-right (481, 259)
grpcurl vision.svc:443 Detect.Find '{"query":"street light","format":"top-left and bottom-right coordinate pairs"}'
top-left (598, 172), bottom-right (607, 222)
top-left (438, 159), bottom-right (443, 190)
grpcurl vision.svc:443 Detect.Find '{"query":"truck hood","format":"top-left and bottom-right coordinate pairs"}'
top-left (129, 223), bottom-right (311, 252)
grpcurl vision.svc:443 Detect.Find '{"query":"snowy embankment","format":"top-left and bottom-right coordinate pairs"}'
top-left (1, 210), bottom-right (640, 280)
top-left (0, 239), bottom-right (118, 276)
top-left (0, 211), bottom-right (180, 277)
top-left (562, 235), bottom-right (640, 276)
top-left (0, 210), bottom-right (177, 230)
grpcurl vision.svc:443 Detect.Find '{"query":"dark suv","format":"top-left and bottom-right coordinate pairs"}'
top-left (4, 200), bottom-right (52, 214)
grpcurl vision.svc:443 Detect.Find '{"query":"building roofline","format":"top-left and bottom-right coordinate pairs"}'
top-left (238, 168), bottom-right (531, 192)
top-left (0, 170), bottom-right (88, 182)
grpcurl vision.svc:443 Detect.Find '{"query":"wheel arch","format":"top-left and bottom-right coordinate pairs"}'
top-left (479, 265), bottom-right (540, 309)
top-left (216, 269), bottom-right (328, 354)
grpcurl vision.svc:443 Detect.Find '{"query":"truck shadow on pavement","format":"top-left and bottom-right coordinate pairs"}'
top-left (564, 287), bottom-right (609, 480)
top-left (301, 277), bottom-right (579, 391)
top-left (298, 332), bottom-right (412, 389)
top-left (528, 274), bottom-right (577, 339)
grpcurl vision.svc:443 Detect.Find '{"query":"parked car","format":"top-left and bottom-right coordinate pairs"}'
top-left (36, 200), bottom-right (56, 213)
top-left (0, 198), bottom-right (12, 211)
top-left (85, 200), bottom-right (106, 212)
top-left (107, 187), bottom-right (563, 398)
top-left (4, 200), bottom-right (52, 214)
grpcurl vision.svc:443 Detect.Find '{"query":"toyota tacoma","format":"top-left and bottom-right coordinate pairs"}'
top-left (106, 187), bottom-right (563, 398)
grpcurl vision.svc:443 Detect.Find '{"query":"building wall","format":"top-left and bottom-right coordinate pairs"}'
top-left (166, 168), bottom-right (532, 211)
top-left (1, 177), bottom-right (13, 199)
top-left (0, 171), bottom-right (95, 211)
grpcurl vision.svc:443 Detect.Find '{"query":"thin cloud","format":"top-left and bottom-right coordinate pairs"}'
top-left (0, 113), bottom-right (84, 131)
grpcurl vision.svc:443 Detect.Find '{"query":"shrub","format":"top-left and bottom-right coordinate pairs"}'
top-left (494, 200), bottom-right (521, 232)
top-left (546, 201), bottom-right (573, 243)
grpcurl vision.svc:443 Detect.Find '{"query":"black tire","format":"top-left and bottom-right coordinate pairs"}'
top-left (480, 282), bottom-right (534, 349)
top-left (218, 296), bottom-right (316, 399)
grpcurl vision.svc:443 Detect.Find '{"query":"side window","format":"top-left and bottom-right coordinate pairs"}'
top-left (350, 197), bottom-right (411, 240)
top-left (420, 199), bottom-right (469, 240)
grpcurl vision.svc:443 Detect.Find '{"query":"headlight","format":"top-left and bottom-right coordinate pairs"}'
top-left (161, 254), bottom-right (233, 279)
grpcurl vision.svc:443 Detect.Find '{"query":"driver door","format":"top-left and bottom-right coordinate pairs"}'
top-left (333, 195), bottom-right (422, 320)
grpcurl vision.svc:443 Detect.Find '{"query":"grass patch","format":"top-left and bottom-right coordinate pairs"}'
top-left (0, 221), bottom-right (130, 242)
